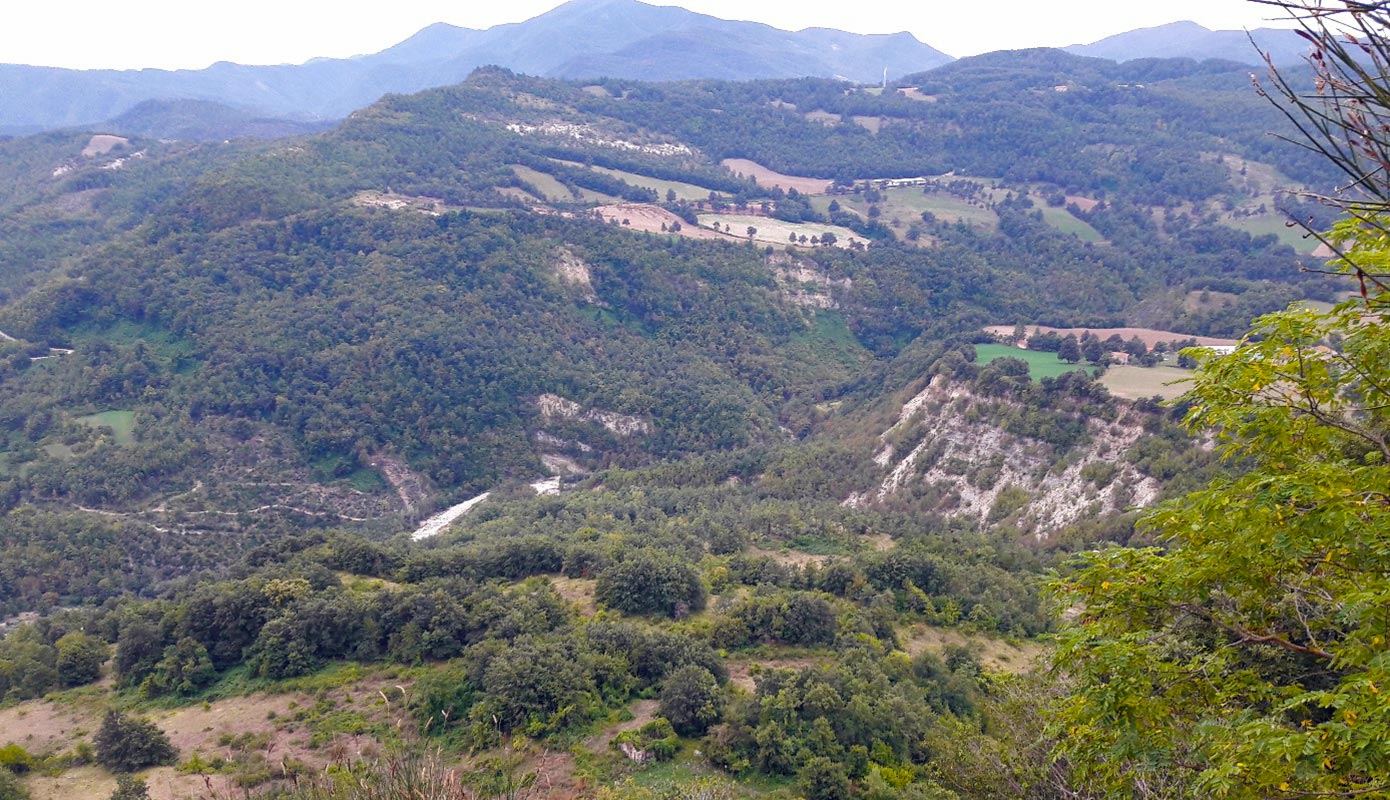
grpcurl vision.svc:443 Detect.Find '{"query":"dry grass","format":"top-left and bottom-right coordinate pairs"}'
top-left (725, 658), bottom-right (822, 693)
top-left (1064, 194), bottom-right (1099, 212)
top-left (1099, 365), bottom-right (1196, 401)
top-left (897, 87), bottom-right (937, 102)
top-left (697, 213), bottom-right (858, 249)
top-left (0, 699), bottom-right (93, 754)
top-left (748, 546), bottom-right (830, 569)
top-left (720, 159), bottom-right (832, 195)
top-left (548, 575), bottom-right (598, 617)
top-left (898, 624), bottom-right (1045, 675)
top-left (81, 135), bottom-right (128, 158)
top-left (593, 203), bottom-right (726, 241)
top-left (851, 116), bottom-right (883, 133)
top-left (25, 765), bottom-right (115, 800)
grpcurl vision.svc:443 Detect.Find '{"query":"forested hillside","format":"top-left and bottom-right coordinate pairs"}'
top-left (0, 34), bottom-right (1373, 800)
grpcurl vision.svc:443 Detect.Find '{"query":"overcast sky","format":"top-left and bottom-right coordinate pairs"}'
top-left (2, 0), bottom-right (1298, 71)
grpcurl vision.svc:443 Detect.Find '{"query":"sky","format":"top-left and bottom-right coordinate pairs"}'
top-left (0, 0), bottom-right (1299, 71)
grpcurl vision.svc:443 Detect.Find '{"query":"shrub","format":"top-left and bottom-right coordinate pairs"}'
top-left (93, 710), bottom-right (176, 772)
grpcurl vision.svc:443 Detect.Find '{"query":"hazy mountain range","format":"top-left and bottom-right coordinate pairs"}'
top-left (1065, 21), bottom-right (1308, 65)
top-left (0, 0), bottom-right (1306, 138)
top-left (0, 0), bottom-right (948, 136)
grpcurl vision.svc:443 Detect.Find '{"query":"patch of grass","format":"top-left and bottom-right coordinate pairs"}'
top-left (75, 411), bottom-right (136, 446)
top-left (345, 467), bottom-right (386, 492)
top-left (567, 162), bottom-right (717, 202)
top-left (70, 320), bottom-right (192, 361)
top-left (42, 443), bottom-right (77, 460)
top-left (1037, 204), bottom-right (1104, 242)
top-left (1099, 365), bottom-right (1195, 401)
top-left (974, 343), bottom-right (1094, 381)
top-left (789, 312), bottom-right (867, 368)
top-left (1226, 214), bottom-right (1320, 253)
top-left (509, 165), bottom-right (572, 202)
top-left (828, 186), bottom-right (999, 236)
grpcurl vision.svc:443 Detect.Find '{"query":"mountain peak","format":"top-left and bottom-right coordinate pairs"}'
top-left (1065, 19), bottom-right (1304, 66)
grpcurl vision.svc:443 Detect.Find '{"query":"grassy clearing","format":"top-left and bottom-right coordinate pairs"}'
top-left (1037, 204), bottom-right (1104, 242)
top-left (789, 311), bottom-right (867, 365)
top-left (587, 165), bottom-right (715, 202)
top-left (974, 343), bottom-right (1093, 381)
top-left (720, 159), bottom-right (832, 195)
top-left (71, 320), bottom-right (192, 363)
top-left (76, 410), bottom-right (136, 446)
top-left (898, 624), bottom-right (1045, 675)
top-left (1099, 365), bottom-right (1195, 401)
top-left (510, 165), bottom-right (572, 202)
top-left (831, 187), bottom-right (998, 231)
top-left (696, 214), bottom-right (858, 248)
top-left (1227, 214), bottom-right (1320, 253)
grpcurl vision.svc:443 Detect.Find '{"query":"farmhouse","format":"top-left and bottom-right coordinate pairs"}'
top-left (876, 177), bottom-right (929, 189)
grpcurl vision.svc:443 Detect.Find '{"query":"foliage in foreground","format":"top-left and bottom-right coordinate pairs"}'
top-left (1052, 228), bottom-right (1390, 796)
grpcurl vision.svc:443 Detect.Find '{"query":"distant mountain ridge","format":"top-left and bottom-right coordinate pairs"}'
top-left (1065, 21), bottom-right (1310, 66)
top-left (0, 0), bottom-right (950, 136)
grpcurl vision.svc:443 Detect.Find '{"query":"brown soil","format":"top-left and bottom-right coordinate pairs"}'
top-left (1064, 194), bottom-right (1100, 212)
top-left (0, 700), bottom-right (92, 754)
top-left (720, 159), bottom-right (833, 195)
top-left (593, 203), bottom-right (728, 241)
top-left (725, 658), bottom-right (821, 693)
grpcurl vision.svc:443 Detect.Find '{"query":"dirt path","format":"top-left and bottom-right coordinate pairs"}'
top-left (585, 699), bottom-right (660, 754)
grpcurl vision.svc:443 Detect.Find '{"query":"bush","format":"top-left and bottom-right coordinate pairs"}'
top-left (659, 665), bottom-right (722, 736)
top-left (595, 550), bottom-right (706, 619)
top-left (109, 776), bottom-right (150, 800)
top-left (55, 633), bottom-right (106, 688)
top-left (93, 710), bottom-right (176, 772)
top-left (0, 768), bottom-right (28, 800)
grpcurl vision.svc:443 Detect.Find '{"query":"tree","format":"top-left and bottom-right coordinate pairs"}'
top-left (746, 226), bottom-right (757, 238)
top-left (595, 550), bottom-right (706, 618)
top-left (1052, 6), bottom-right (1390, 796)
top-left (659, 665), bottom-right (722, 736)
top-left (1056, 334), bottom-right (1081, 363)
top-left (109, 776), bottom-right (150, 800)
top-left (55, 633), bottom-right (106, 687)
top-left (798, 757), bottom-right (851, 800)
top-left (141, 637), bottom-right (216, 697)
top-left (93, 710), bottom-right (176, 772)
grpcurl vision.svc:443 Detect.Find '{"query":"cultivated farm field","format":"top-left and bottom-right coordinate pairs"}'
top-left (697, 213), bottom-right (858, 248)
